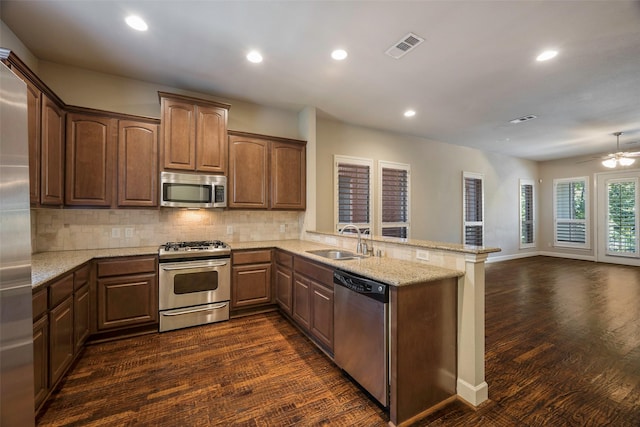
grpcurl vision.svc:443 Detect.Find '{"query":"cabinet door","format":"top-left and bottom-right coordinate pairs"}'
top-left (162, 98), bottom-right (196, 170)
top-left (228, 135), bottom-right (269, 208)
top-left (40, 95), bottom-right (65, 205)
top-left (196, 104), bottom-right (227, 173)
top-left (271, 141), bottom-right (306, 210)
top-left (292, 274), bottom-right (311, 330)
top-left (12, 67), bottom-right (41, 204)
top-left (275, 265), bottom-right (293, 315)
top-left (97, 273), bottom-right (158, 331)
top-left (49, 296), bottom-right (74, 386)
top-left (33, 315), bottom-right (49, 410)
top-left (311, 282), bottom-right (334, 351)
top-left (118, 120), bottom-right (158, 207)
top-left (231, 263), bottom-right (272, 309)
top-left (65, 113), bottom-right (117, 206)
top-left (73, 284), bottom-right (90, 353)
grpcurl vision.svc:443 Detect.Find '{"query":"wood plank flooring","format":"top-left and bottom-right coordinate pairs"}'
top-left (37, 256), bottom-right (640, 426)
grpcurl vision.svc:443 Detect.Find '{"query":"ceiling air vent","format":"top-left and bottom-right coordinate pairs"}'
top-left (385, 32), bottom-right (425, 59)
top-left (509, 115), bottom-right (538, 124)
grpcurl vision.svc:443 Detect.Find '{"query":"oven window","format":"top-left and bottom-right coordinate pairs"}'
top-left (174, 271), bottom-right (219, 294)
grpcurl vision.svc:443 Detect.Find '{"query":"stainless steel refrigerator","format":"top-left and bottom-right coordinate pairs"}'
top-left (0, 61), bottom-right (35, 425)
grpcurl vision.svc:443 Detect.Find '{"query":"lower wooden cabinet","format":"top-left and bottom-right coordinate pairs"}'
top-left (73, 284), bottom-right (90, 352)
top-left (231, 249), bottom-right (274, 314)
top-left (311, 281), bottom-right (334, 350)
top-left (292, 274), bottom-right (311, 330)
top-left (275, 264), bottom-right (293, 315)
top-left (291, 256), bottom-right (334, 352)
top-left (49, 295), bottom-right (74, 386)
top-left (32, 314), bottom-right (49, 410)
top-left (232, 263), bottom-right (272, 308)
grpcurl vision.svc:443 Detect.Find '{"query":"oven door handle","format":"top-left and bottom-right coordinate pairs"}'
top-left (161, 262), bottom-right (228, 271)
top-left (161, 302), bottom-right (228, 316)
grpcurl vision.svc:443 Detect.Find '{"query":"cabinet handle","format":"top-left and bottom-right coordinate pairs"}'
top-left (161, 302), bottom-right (228, 316)
top-left (314, 290), bottom-right (330, 301)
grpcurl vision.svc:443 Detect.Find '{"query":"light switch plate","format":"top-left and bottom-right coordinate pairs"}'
top-left (227, 225), bottom-right (233, 235)
top-left (125, 227), bottom-right (134, 238)
top-left (280, 224), bottom-right (286, 233)
top-left (111, 228), bottom-right (121, 238)
top-left (416, 250), bottom-right (429, 261)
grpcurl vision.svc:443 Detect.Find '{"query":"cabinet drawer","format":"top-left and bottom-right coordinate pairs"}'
top-left (275, 250), bottom-right (293, 268)
top-left (74, 263), bottom-right (90, 290)
top-left (97, 256), bottom-right (157, 277)
top-left (233, 249), bottom-right (272, 265)
top-left (294, 257), bottom-right (333, 286)
top-left (33, 289), bottom-right (48, 321)
top-left (49, 274), bottom-right (74, 308)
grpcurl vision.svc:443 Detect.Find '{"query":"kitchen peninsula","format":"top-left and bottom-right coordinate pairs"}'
top-left (31, 235), bottom-right (499, 426)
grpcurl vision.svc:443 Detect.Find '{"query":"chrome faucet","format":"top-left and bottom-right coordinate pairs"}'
top-left (339, 224), bottom-right (364, 254)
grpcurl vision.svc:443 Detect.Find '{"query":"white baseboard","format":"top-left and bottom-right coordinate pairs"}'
top-left (538, 251), bottom-right (595, 261)
top-left (487, 251), bottom-right (596, 263)
top-left (456, 378), bottom-right (488, 407)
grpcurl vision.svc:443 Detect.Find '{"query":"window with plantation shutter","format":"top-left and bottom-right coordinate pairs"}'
top-left (463, 172), bottom-right (484, 246)
top-left (553, 177), bottom-right (589, 248)
top-left (379, 161), bottom-right (410, 238)
top-left (334, 155), bottom-right (372, 233)
top-left (606, 178), bottom-right (637, 256)
top-left (520, 179), bottom-right (535, 248)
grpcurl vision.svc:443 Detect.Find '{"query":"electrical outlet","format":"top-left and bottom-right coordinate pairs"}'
top-left (280, 224), bottom-right (286, 233)
top-left (125, 227), bottom-right (134, 238)
top-left (416, 250), bottom-right (429, 261)
top-left (227, 225), bottom-right (233, 235)
top-left (111, 228), bottom-right (121, 238)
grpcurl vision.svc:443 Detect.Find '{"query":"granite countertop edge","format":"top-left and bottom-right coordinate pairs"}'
top-left (31, 240), bottom-right (465, 291)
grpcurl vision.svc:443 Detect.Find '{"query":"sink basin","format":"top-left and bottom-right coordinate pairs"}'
top-left (306, 249), bottom-right (364, 260)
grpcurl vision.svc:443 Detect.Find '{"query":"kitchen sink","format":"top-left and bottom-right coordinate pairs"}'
top-left (306, 249), bottom-right (365, 260)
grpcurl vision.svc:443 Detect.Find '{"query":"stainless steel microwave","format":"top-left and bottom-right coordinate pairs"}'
top-left (160, 171), bottom-right (227, 208)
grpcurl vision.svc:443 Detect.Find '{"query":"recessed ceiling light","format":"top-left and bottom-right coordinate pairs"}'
top-left (125, 15), bottom-right (148, 32)
top-left (331, 49), bottom-right (348, 60)
top-left (404, 109), bottom-right (416, 118)
top-left (247, 50), bottom-right (263, 63)
top-left (536, 50), bottom-right (558, 62)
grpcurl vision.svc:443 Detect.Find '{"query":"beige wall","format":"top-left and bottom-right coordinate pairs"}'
top-left (1, 20), bottom-right (39, 71)
top-left (316, 118), bottom-right (539, 259)
top-left (36, 60), bottom-right (302, 139)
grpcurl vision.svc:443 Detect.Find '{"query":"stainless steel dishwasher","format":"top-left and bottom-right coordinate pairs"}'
top-left (333, 270), bottom-right (389, 407)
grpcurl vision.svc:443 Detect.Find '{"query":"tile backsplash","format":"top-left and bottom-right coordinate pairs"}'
top-left (33, 208), bottom-right (304, 252)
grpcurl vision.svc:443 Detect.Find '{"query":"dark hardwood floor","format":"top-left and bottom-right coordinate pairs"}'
top-left (37, 256), bottom-right (640, 426)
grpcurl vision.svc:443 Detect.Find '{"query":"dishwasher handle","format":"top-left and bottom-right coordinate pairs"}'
top-left (333, 270), bottom-right (389, 303)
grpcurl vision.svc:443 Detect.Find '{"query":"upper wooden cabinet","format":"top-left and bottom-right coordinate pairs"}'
top-left (3, 50), bottom-right (66, 207)
top-left (159, 92), bottom-right (230, 174)
top-left (65, 109), bottom-right (159, 208)
top-left (118, 120), bottom-right (158, 207)
top-left (228, 131), bottom-right (306, 210)
top-left (65, 112), bottom-right (118, 207)
top-left (40, 95), bottom-right (66, 206)
top-left (11, 66), bottom-right (42, 205)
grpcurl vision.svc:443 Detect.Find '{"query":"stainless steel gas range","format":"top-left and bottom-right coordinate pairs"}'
top-left (158, 240), bottom-right (231, 332)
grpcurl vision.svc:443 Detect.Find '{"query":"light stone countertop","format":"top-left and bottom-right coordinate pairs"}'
top-left (306, 230), bottom-right (501, 255)
top-left (31, 246), bottom-right (159, 290)
top-left (230, 240), bottom-right (464, 286)
top-left (31, 240), bottom-right (464, 291)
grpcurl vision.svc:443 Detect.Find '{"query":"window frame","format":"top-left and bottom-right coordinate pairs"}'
top-left (553, 176), bottom-right (590, 249)
top-left (519, 179), bottom-right (536, 249)
top-left (378, 161), bottom-right (411, 239)
top-left (334, 155), bottom-right (373, 233)
top-left (462, 171), bottom-right (484, 246)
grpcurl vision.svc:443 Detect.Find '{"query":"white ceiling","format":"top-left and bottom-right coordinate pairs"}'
top-left (2, 0), bottom-right (640, 161)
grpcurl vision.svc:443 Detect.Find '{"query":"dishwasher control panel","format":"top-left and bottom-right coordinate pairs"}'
top-left (333, 270), bottom-right (389, 303)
